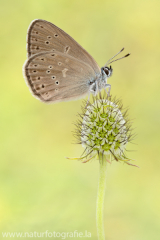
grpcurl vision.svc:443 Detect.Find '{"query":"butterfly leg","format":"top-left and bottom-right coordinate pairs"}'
top-left (85, 92), bottom-right (91, 109)
top-left (105, 84), bottom-right (111, 97)
top-left (96, 80), bottom-right (99, 95)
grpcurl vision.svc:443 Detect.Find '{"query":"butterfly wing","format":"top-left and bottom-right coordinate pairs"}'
top-left (23, 51), bottom-right (98, 103)
top-left (27, 19), bottom-right (100, 74)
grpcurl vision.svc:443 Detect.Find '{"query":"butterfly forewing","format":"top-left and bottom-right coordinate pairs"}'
top-left (24, 51), bottom-right (97, 103)
top-left (27, 19), bottom-right (100, 74)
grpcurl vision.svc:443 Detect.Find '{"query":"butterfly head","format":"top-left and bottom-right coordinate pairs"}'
top-left (103, 66), bottom-right (113, 78)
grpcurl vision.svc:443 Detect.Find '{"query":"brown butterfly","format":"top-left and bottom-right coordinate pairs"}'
top-left (23, 19), bottom-right (130, 103)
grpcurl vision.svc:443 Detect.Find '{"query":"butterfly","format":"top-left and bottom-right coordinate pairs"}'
top-left (23, 19), bottom-right (130, 103)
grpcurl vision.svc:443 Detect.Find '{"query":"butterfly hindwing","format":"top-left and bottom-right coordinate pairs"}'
top-left (23, 51), bottom-right (97, 103)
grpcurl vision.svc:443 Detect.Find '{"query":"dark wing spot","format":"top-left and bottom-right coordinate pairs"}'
top-left (54, 34), bottom-right (58, 37)
top-left (45, 41), bottom-right (50, 44)
top-left (52, 76), bottom-right (56, 79)
top-left (40, 25), bottom-right (43, 28)
top-left (41, 58), bottom-right (44, 61)
top-left (44, 92), bottom-right (50, 97)
top-left (58, 62), bottom-right (62, 66)
top-left (55, 81), bottom-right (59, 85)
top-left (33, 70), bottom-right (37, 73)
top-left (49, 65), bottom-right (53, 69)
top-left (47, 36), bottom-right (52, 39)
top-left (42, 84), bottom-right (45, 88)
top-left (37, 77), bottom-right (41, 80)
top-left (46, 70), bottom-right (50, 74)
top-left (32, 38), bottom-right (37, 41)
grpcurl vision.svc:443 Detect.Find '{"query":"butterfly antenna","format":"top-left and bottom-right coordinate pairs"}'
top-left (104, 48), bottom-right (124, 67)
top-left (107, 53), bottom-right (130, 65)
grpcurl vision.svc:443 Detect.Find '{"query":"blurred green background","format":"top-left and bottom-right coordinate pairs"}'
top-left (1, 0), bottom-right (160, 239)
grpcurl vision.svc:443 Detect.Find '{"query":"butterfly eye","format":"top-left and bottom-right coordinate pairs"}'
top-left (104, 68), bottom-right (110, 76)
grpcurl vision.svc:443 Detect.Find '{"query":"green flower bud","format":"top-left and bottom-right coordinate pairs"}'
top-left (71, 95), bottom-right (137, 167)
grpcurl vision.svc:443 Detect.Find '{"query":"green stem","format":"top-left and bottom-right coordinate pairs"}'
top-left (96, 154), bottom-right (107, 240)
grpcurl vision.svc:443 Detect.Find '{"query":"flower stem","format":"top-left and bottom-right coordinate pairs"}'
top-left (96, 154), bottom-right (107, 240)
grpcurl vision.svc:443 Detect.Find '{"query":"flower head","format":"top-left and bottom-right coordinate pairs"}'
top-left (69, 95), bottom-right (137, 167)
